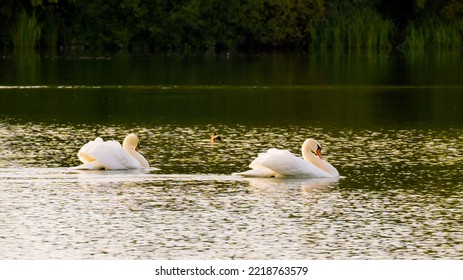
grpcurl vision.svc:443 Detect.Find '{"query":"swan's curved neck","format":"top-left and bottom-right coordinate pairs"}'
top-left (302, 145), bottom-right (320, 166)
top-left (301, 140), bottom-right (316, 162)
top-left (123, 141), bottom-right (135, 154)
top-left (123, 141), bottom-right (150, 168)
top-left (301, 142), bottom-right (339, 177)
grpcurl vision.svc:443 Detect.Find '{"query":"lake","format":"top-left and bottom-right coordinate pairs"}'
top-left (0, 52), bottom-right (462, 259)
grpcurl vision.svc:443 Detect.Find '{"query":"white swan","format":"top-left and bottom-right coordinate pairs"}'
top-left (75, 133), bottom-right (150, 170)
top-left (235, 138), bottom-right (339, 178)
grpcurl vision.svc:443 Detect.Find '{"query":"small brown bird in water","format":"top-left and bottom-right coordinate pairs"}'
top-left (210, 132), bottom-right (222, 142)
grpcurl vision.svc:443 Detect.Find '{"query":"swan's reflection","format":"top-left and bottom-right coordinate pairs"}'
top-left (73, 168), bottom-right (151, 176)
top-left (244, 177), bottom-right (339, 193)
top-left (73, 168), bottom-right (154, 187)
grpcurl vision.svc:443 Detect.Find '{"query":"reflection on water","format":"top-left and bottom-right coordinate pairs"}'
top-left (1, 86), bottom-right (462, 127)
top-left (1, 51), bottom-right (462, 86)
top-left (0, 121), bottom-right (462, 259)
top-left (0, 53), bottom-right (462, 259)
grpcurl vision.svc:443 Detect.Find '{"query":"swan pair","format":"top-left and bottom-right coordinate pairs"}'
top-left (75, 134), bottom-right (339, 178)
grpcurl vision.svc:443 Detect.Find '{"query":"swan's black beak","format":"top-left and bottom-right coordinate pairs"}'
top-left (135, 143), bottom-right (140, 152)
top-left (316, 145), bottom-right (323, 159)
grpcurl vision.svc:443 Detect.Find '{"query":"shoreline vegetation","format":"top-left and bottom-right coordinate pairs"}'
top-left (1, 0), bottom-right (462, 54)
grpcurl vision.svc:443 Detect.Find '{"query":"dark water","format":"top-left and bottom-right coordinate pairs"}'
top-left (0, 52), bottom-right (462, 259)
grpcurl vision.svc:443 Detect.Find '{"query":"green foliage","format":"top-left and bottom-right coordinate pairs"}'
top-left (415, 0), bottom-right (427, 9)
top-left (310, 3), bottom-right (395, 52)
top-left (440, 0), bottom-right (463, 20)
top-left (1, 0), bottom-right (463, 53)
top-left (61, 0), bottom-right (243, 52)
top-left (235, 0), bottom-right (325, 48)
top-left (402, 17), bottom-right (463, 50)
top-left (31, 0), bottom-right (59, 5)
top-left (11, 10), bottom-right (42, 49)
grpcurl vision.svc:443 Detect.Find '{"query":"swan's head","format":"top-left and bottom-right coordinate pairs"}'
top-left (124, 133), bottom-right (141, 151)
top-left (303, 138), bottom-right (323, 159)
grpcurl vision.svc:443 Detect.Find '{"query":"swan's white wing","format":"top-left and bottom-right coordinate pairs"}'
top-left (89, 141), bottom-right (141, 170)
top-left (77, 137), bottom-right (103, 164)
top-left (76, 138), bottom-right (140, 170)
top-left (233, 148), bottom-right (278, 177)
top-left (248, 148), bottom-right (332, 178)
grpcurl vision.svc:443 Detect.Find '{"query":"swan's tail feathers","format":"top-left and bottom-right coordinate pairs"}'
top-left (73, 161), bottom-right (105, 170)
top-left (234, 169), bottom-right (277, 178)
top-left (78, 151), bottom-right (96, 164)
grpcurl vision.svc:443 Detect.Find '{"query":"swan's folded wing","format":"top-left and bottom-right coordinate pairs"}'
top-left (89, 141), bottom-right (140, 170)
top-left (77, 137), bottom-right (104, 164)
top-left (248, 148), bottom-right (281, 168)
top-left (230, 149), bottom-right (277, 177)
top-left (256, 150), bottom-right (304, 176)
top-left (247, 149), bottom-right (297, 176)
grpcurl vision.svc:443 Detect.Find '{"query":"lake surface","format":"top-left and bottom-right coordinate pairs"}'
top-left (0, 52), bottom-right (462, 259)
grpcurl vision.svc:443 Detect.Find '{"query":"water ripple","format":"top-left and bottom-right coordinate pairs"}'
top-left (0, 122), bottom-right (462, 259)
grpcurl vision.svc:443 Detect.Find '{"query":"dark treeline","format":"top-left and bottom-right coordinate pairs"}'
top-left (1, 0), bottom-right (462, 53)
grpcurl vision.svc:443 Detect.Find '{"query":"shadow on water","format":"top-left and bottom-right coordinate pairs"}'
top-left (0, 51), bottom-right (463, 128)
top-left (1, 86), bottom-right (463, 128)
